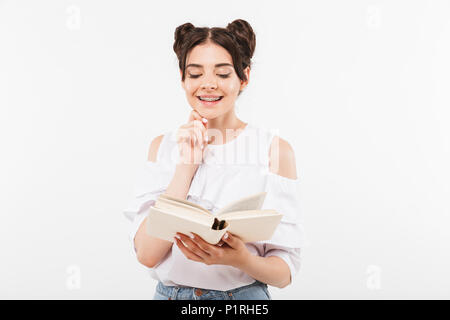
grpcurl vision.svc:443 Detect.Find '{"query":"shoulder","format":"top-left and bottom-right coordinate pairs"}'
top-left (268, 136), bottom-right (298, 179)
top-left (147, 134), bottom-right (164, 162)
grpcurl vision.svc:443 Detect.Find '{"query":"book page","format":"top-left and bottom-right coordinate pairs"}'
top-left (224, 211), bottom-right (283, 243)
top-left (216, 192), bottom-right (267, 216)
top-left (218, 209), bottom-right (279, 220)
top-left (155, 198), bottom-right (212, 221)
top-left (147, 207), bottom-right (227, 244)
top-left (147, 206), bottom-right (283, 244)
top-left (157, 194), bottom-right (212, 216)
top-left (150, 207), bottom-right (213, 226)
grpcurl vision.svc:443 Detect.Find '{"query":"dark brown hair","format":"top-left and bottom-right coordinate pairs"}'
top-left (173, 19), bottom-right (256, 94)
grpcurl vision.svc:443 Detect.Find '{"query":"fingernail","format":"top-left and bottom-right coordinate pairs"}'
top-left (202, 118), bottom-right (208, 123)
top-left (188, 232), bottom-right (195, 239)
top-left (223, 233), bottom-right (228, 240)
top-left (175, 234), bottom-right (181, 240)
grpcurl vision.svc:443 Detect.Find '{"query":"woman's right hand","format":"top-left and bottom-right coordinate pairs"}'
top-left (175, 110), bottom-right (210, 169)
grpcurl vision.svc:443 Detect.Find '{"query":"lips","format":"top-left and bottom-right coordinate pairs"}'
top-left (197, 95), bottom-right (223, 98)
top-left (197, 96), bottom-right (223, 107)
top-left (197, 96), bottom-right (223, 101)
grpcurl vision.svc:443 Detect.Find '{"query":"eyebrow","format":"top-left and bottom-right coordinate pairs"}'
top-left (186, 63), bottom-right (233, 69)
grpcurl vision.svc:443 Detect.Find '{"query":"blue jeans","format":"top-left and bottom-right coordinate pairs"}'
top-left (153, 280), bottom-right (272, 300)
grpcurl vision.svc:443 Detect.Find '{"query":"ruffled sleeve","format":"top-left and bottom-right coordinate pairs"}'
top-left (255, 171), bottom-right (309, 285)
top-left (123, 161), bottom-right (176, 255)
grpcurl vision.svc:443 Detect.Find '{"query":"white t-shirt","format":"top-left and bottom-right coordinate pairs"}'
top-left (123, 122), bottom-right (308, 291)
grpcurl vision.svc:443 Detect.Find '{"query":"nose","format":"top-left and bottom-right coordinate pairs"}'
top-left (200, 76), bottom-right (217, 90)
top-left (201, 83), bottom-right (217, 90)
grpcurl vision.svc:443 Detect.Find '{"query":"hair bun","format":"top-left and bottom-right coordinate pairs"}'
top-left (173, 22), bottom-right (195, 59)
top-left (226, 19), bottom-right (256, 60)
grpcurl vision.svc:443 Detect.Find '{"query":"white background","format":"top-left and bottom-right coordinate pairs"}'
top-left (1, 0), bottom-right (449, 299)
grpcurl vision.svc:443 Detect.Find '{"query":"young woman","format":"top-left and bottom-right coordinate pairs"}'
top-left (124, 19), bottom-right (306, 300)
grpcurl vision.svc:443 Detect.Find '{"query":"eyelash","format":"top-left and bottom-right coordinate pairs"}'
top-left (188, 74), bottom-right (230, 79)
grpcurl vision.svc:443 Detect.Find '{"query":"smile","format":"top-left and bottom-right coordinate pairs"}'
top-left (197, 96), bottom-right (223, 106)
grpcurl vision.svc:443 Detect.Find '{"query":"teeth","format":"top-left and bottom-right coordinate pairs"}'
top-left (199, 97), bottom-right (221, 101)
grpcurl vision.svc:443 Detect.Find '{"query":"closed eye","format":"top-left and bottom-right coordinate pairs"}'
top-left (188, 74), bottom-right (231, 79)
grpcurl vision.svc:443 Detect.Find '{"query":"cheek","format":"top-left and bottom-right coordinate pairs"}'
top-left (220, 79), bottom-right (241, 95)
top-left (184, 81), bottom-right (196, 94)
top-left (183, 78), bottom-right (240, 96)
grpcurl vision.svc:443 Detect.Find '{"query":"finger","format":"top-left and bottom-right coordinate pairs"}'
top-left (193, 109), bottom-right (204, 121)
top-left (177, 129), bottom-right (191, 147)
top-left (174, 237), bottom-right (203, 262)
top-left (189, 131), bottom-right (195, 149)
top-left (176, 127), bottom-right (190, 142)
top-left (191, 113), bottom-right (209, 141)
top-left (191, 233), bottom-right (218, 254)
top-left (189, 131), bottom-right (200, 149)
top-left (192, 128), bottom-right (202, 148)
top-left (216, 240), bottom-right (225, 247)
top-left (189, 109), bottom-right (203, 123)
top-left (193, 110), bottom-right (208, 130)
top-left (192, 120), bottom-right (205, 146)
top-left (178, 129), bottom-right (190, 144)
top-left (177, 233), bottom-right (210, 259)
top-left (179, 129), bottom-right (199, 150)
top-left (190, 132), bottom-right (199, 151)
top-left (188, 111), bottom-right (208, 142)
top-left (196, 112), bottom-right (208, 130)
top-left (221, 232), bottom-right (241, 249)
top-left (202, 119), bottom-right (210, 143)
top-left (201, 117), bottom-right (208, 129)
top-left (188, 110), bottom-right (199, 122)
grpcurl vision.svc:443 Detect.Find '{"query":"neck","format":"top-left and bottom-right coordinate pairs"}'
top-left (204, 108), bottom-right (247, 145)
top-left (207, 105), bottom-right (240, 125)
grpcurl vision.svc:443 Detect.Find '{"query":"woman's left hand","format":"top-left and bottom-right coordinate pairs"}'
top-left (174, 232), bottom-right (250, 268)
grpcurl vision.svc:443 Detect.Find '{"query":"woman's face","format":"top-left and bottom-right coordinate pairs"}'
top-left (181, 41), bottom-right (249, 120)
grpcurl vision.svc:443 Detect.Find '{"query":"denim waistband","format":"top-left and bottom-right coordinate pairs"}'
top-left (155, 280), bottom-right (271, 300)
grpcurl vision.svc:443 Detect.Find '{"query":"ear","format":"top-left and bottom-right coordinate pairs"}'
top-left (239, 66), bottom-right (250, 91)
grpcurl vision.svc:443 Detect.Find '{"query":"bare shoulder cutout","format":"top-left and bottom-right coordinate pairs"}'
top-left (268, 135), bottom-right (298, 179)
top-left (147, 134), bottom-right (164, 163)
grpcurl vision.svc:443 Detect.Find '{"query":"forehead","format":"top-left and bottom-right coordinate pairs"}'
top-left (186, 43), bottom-right (233, 68)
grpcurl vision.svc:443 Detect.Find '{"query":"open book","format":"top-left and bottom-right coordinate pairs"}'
top-left (146, 192), bottom-right (283, 245)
